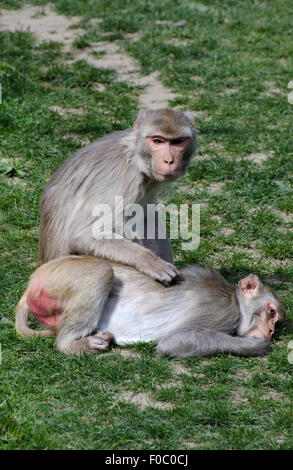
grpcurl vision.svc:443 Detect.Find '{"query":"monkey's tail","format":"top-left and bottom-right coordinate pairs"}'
top-left (15, 290), bottom-right (55, 338)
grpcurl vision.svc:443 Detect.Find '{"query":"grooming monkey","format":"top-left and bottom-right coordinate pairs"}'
top-left (15, 256), bottom-right (285, 357)
top-left (39, 108), bottom-right (196, 285)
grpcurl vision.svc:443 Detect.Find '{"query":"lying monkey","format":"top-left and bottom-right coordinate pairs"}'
top-left (15, 256), bottom-right (285, 357)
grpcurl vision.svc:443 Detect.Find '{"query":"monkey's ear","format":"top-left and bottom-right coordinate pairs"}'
top-left (238, 275), bottom-right (260, 296)
top-left (133, 110), bottom-right (147, 130)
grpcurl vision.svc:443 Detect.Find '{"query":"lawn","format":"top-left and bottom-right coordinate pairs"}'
top-left (0, 0), bottom-right (292, 450)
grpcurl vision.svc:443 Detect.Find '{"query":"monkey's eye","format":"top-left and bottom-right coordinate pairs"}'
top-left (171, 137), bottom-right (188, 145)
top-left (150, 136), bottom-right (165, 144)
top-left (268, 309), bottom-right (277, 319)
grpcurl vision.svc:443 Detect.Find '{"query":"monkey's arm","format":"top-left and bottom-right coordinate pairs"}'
top-left (156, 327), bottom-right (270, 358)
top-left (70, 235), bottom-right (179, 285)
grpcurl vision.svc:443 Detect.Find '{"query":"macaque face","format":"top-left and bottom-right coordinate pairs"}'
top-left (238, 275), bottom-right (286, 341)
top-left (146, 135), bottom-right (191, 181)
top-left (246, 301), bottom-right (282, 342)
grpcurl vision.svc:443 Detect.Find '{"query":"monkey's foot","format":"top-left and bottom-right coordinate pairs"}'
top-left (87, 330), bottom-right (114, 352)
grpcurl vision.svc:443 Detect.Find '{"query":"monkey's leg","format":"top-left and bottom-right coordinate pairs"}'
top-left (54, 263), bottom-right (114, 355)
top-left (157, 327), bottom-right (270, 358)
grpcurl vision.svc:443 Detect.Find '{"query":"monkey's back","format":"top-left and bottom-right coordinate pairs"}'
top-left (39, 130), bottom-right (145, 263)
top-left (99, 262), bottom-right (240, 345)
top-left (24, 256), bottom-right (241, 347)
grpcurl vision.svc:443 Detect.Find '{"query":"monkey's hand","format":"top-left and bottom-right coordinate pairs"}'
top-left (138, 252), bottom-right (183, 286)
top-left (238, 337), bottom-right (271, 356)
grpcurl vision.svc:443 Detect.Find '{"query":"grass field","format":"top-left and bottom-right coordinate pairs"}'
top-left (0, 0), bottom-right (292, 450)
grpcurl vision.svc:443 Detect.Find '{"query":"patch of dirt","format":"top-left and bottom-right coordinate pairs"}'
top-left (164, 38), bottom-right (191, 47)
top-left (189, 110), bottom-right (208, 120)
top-left (0, 5), bottom-right (83, 45)
top-left (155, 20), bottom-right (187, 27)
top-left (118, 391), bottom-right (173, 410)
top-left (0, 5), bottom-right (181, 109)
top-left (270, 258), bottom-right (292, 268)
top-left (135, 72), bottom-right (179, 108)
top-left (206, 181), bottom-right (227, 194)
top-left (244, 152), bottom-right (273, 165)
top-left (179, 184), bottom-right (196, 195)
top-left (211, 214), bottom-right (224, 223)
top-left (71, 41), bottom-right (140, 79)
top-left (124, 32), bottom-right (144, 41)
top-left (118, 349), bottom-right (140, 359)
top-left (267, 206), bottom-right (293, 224)
top-left (171, 363), bottom-right (193, 376)
top-left (182, 441), bottom-right (198, 449)
top-left (196, 153), bottom-right (212, 160)
top-left (276, 226), bottom-right (292, 234)
top-left (62, 133), bottom-right (91, 145)
top-left (229, 245), bottom-right (261, 260)
top-left (190, 76), bottom-right (202, 82)
top-left (218, 87), bottom-right (239, 96)
top-left (230, 388), bottom-right (250, 405)
top-left (261, 390), bottom-right (288, 401)
top-left (155, 380), bottom-right (179, 390)
top-left (207, 141), bottom-right (225, 151)
top-left (171, 362), bottom-right (204, 378)
top-left (262, 81), bottom-right (285, 97)
top-left (92, 83), bottom-right (106, 93)
top-left (220, 227), bottom-right (235, 236)
top-left (49, 105), bottom-right (85, 116)
top-left (233, 368), bottom-right (254, 383)
top-left (0, 175), bottom-right (27, 187)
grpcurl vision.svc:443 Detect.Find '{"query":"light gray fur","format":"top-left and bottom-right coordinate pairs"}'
top-left (96, 264), bottom-right (282, 357)
top-left (39, 109), bottom-right (196, 284)
top-left (18, 256), bottom-right (284, 357)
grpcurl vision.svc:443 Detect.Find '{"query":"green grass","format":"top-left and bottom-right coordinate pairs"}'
top-left (0, 0), bottom-right (292, 450)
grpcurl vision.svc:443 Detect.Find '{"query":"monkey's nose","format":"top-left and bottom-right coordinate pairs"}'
top-left (164, 159), bottom-right (175, 166)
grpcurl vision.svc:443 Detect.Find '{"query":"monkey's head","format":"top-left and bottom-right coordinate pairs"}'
top-left (133, 108), bottom-right (196, 182)
top-left (237, 275), bottom-right (286, 341)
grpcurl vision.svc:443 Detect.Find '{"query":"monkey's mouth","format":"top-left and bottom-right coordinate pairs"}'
top-left (255, 327), bottom-right (270, 341)
top-left (153, 172), bottom-right (179, 181)
top-left (247, 326), bottom-right (274, 342)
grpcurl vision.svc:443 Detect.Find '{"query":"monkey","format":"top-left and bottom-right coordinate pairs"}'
top-left (39, 108), bottom-right (196, 286)
top-left (15, 256), bottom-right (286, 357)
